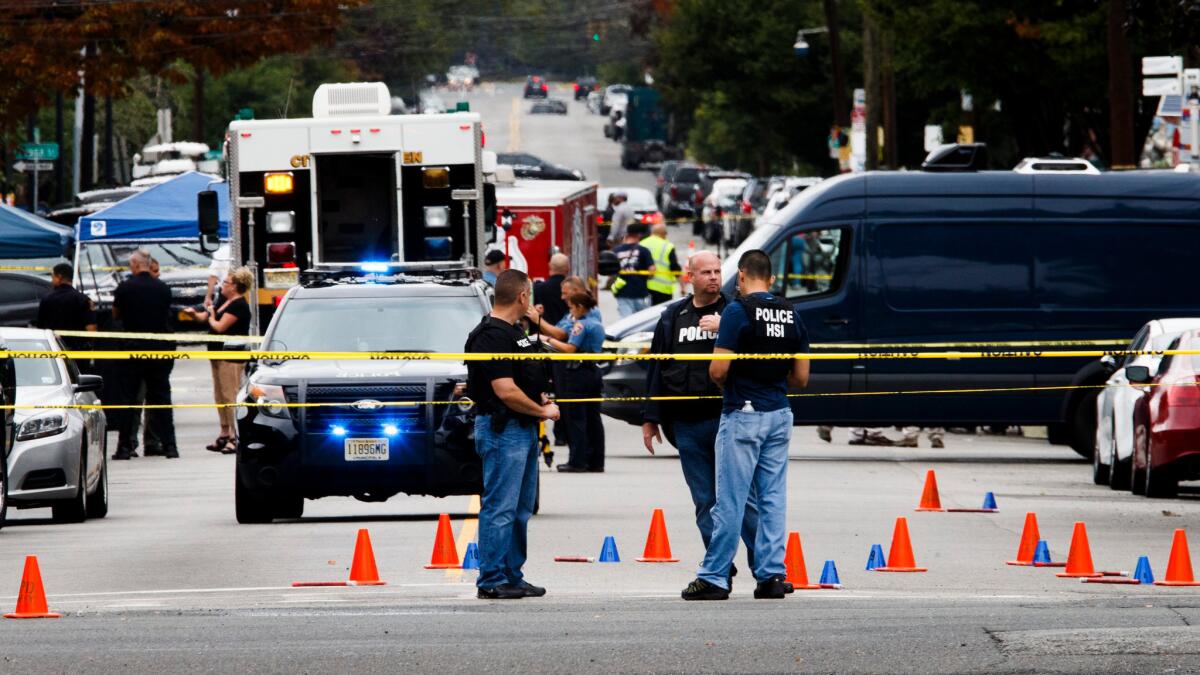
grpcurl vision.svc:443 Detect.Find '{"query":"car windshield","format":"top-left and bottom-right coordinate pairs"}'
top-left (7, 338), bottom-right (62, 387)
top-left (265, 295), bottom-right (484, 353)
top-left (107, 242), bottom-right (213, 269)
top-left (675, 168), bottom-right (702, 183)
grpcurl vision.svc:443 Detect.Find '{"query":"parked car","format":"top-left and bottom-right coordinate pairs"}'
top-left (759, 177), bottom-right (822, 221)
top-left (1128, 329), bottom-right (1200, 497)
top-left (3, 328), bottom-right (108, 522)
top-left (654, 160), bottom-right (681, 209)
top-left (701, 177), bottom-right (750, 246)
top-left (496, 152), bottom-right (585, 181)
top-left (574, 76), bottom-right (599, 100)
top-left (603, 98), bottom-right (628, 141)
top-left (0, 272), bottom-right (51, 327)
top-left (600, 84), bottom-right (631, 115)
top-left (598, 188), bottom-right (663, 229)
top-left (1093, 319), bottom-right (1200, 489)
top-left (659, 163), bottom-right (708, 220)
top-left (600, 167), bottom-right (1200, 460)
top-left (586, 90), bottom-right (602, 115)
top-left (524, 75), bottom-right (549, 99)
top-left (446, 65), bottom-right (479, 90)
top-left (530, 99), bottom-right (568, 115)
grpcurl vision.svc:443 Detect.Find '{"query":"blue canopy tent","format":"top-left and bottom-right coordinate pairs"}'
top-left (77, 171), bottom-right (230, 242)
top-left (0, 203), bottom-right (73, 258)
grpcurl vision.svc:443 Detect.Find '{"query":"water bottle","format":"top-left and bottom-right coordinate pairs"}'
top-left (741, 400), bottom-right (754, 413)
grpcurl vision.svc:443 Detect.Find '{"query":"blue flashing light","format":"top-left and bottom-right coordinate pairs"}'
top-left (359, 262), bottom-right (389, 273)
top-left (330, 424), bottom-right (347, 437)
top-left (383, 424), bottom-right (399, 437)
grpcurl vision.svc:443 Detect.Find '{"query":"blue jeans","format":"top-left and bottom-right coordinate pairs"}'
top-left (474, 415), bottom-right (539, 590)
top-left (616, 295), bottom-right (650, 318)
top-left (673, 417), bottom-right (758, 567)
top-left (698, 407), bottom-right (793, 589)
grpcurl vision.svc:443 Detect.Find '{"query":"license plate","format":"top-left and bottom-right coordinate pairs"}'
top-left (344, 438), bottom-right (389, 461)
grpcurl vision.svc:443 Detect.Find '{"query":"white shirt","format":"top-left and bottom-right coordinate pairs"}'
top-left (208, 243), bottom-right (231, 280)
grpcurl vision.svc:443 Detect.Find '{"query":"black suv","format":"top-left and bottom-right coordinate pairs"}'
top-left (524, 75), bottom-right (549, 99)
top-left (659, 163), bottom-right (708, 220)
top-left (233, 268), bottom-right (489, 523)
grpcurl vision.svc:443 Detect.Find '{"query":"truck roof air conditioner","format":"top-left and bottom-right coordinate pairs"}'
top-left (312, 82), bottom-right (392, 118)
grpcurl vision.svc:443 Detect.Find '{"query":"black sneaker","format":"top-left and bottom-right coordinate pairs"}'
top-left (753, 575), bottom-right (788, 599)
top-left (477, 584), bottom-right (525, 600)
top-left (111, 449), bottom-right (135, 460)
top-left (516, 581), bottom-right (546, 597)
top-left (783, 581), bottom-right (795, 594)
top-left (556, 464), bottom-right (587, 473)
top-left (681, 578), bottom-right (729, 601)
top-left (163, 448), bottom-right (180, 459)
top-left (143, 446), bottom-right (164, 457)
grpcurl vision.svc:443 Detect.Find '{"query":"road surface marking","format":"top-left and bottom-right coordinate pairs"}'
top-left (507, 97), bottom-right (521, 151)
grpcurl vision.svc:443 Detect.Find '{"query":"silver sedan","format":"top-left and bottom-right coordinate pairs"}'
top-left (3, 327), bottom-right (108, 523)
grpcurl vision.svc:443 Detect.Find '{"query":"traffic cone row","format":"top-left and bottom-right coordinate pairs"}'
top-left (917, 470), bottom-right (998, 513)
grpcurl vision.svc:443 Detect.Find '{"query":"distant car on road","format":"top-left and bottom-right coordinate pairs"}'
top-left (598, 187), bottom-right (663, 229)
top-left (530, 99), bottom-right (568, 115)
top-left (524, 75), bottom-right (549, 99)
top-left (0, 272), bottom-right (51, 327)
top-left (446, 65), bottom-right (479, 90)
top-left (1128, 329), bottom-right (1200, 497)
top-left (3, 327), bottom-right (108, 523)
top-left (496, 152), bottom-right (585, 181)
top-left (659, 163), bottom-right (708, 220)
top-left (600, 84), bottom-right (631, 115)
top-left (574, 76), bottom-right (598, 100)
top-left (701, 177), bottom-right (750, 246)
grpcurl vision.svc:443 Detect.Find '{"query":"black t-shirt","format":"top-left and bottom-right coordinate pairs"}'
top-left (534, 275), bottom-right (568, 327)
top-left (113, 272), bottom-right (173, 334)
top-left (465, 316), bottom-right (543, 420)
top-left (613, 242), bottom-right (653, 298)
top-left (207, 297), bottom-right (251, 351)
top-left (37, 284), bottom-right (96, 331)
top-left (663, 296), bottom-right (725, 421)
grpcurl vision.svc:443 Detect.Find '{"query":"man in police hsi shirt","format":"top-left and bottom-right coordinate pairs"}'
top-left (642, 251), bottom-right (761, 580)
top-left (682, 249), bottom-right (809, 601)
top-left (464, 269), bottom-right (560, 600)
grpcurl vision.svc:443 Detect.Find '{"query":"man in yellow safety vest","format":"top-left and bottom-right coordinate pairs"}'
top-left (640, 222), bottom-right (683, 306)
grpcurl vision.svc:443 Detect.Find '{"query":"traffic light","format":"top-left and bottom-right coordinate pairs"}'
top-left (592, 32), bottom-right (601, 41)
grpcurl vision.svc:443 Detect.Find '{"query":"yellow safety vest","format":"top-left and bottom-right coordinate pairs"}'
top-left (640, 234), bottom-right (676, 295)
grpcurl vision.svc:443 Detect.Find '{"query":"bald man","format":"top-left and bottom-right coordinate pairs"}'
top-left (641, 250), bottom-right (765, 589)
top-left (533, 253), bottom-right (571, 327)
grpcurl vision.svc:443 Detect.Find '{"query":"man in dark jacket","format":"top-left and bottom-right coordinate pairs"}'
top-left (36, 262), bottom-right (97, 353)
top-left (112, 249), bottom-right (178, 459)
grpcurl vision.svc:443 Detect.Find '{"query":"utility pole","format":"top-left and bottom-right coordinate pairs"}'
top-left (824, 0), bottom-right (848, 128)
top-left (55, 93), bottom-right (64, 205)
top-left (1107, 0), bottom-right (1135, 168)
top-left (863, 8), bottom-right (881, 170)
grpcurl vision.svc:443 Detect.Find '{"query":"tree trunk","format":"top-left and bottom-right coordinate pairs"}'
top-left (80, 92), bottom-right (95, 192)
top-left (881, 27), bottom-right (898, 168)
top-left (26, 116), bottom-right (36, 210)
top-left (824, 0), bottom-right (848, 128)
top-left (1107, 0), bottom-right (1135, 168)
top-left (193, 69), bottom-right (205, 143)
top-left (54, 93), bottom-right (65, 205)
top-left (103, 97), bottom-right (114, 186)
top-left (863, 8), bottom-right (880, 171)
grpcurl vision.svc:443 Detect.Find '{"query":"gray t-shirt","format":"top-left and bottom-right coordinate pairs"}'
top-left (609, 202), bottom-right (637, 243)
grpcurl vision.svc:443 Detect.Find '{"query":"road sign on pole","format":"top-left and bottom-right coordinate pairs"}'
top-left (17, 142), bottom-right (59, 161)
top-left (13, 161), bottom-right (53, 172)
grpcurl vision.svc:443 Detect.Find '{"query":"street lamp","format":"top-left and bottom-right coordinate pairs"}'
top-left (794, 26), bottom-right (829, 58)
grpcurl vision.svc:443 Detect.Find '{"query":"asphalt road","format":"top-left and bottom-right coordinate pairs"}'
top-left (3, 83), bottom-right (1200, 673)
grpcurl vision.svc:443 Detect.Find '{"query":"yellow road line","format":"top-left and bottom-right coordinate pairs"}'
top-left (507, 97), bottom-right (521, 152)
top-left (443, 495), bottom-right (481, 582)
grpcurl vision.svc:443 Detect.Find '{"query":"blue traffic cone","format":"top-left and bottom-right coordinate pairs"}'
top-left (461, 541), bottom-right (480, 570)
top-left (1032, 539), bottom-right (1053, 566)
top-left (982, 492), bottom-right (998, 511)
top-left (1133, 555), bottom-right (1154, 585)
top-left (819, 560), bottom-right (841, 586)
top-left (598, 535), bottom-right (621, 563)
top-left (866, 544), bottom-right (886, 571)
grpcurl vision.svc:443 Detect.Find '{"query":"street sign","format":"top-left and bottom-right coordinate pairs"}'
top-left (1143, 56), bottom-right (1183, 76)
top-left (1144, 77), bottom-right (1182, 97)
top-left (13, 161), bottom-right (53, 172)
top-left (1158, 94), bottom-right (1185, 117)
top-left (17, 142), bottom-right (59, 161)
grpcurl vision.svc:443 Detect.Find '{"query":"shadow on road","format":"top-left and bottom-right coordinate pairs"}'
top-left (275, 512), bottom-right (477, 525)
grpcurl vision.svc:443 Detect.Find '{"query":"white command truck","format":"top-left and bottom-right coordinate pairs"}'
top-left (219, 82), bottom-right (494, 329)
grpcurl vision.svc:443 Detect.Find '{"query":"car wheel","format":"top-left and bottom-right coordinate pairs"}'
top-left (1132, 421), bottom-right (1148, 495)
top-left (1144, 439), bottom-right (1178, 498)
top-left (52, 439), bottom-right (88, 523)
top-left (1067, 390), bottom-right (1099, 458)
top-left (1108, 417), bottom-right (1131, 491)
top-left (0, 447), bottom-right (8, 531)
top-left (87, 447), bottom-right (109, 519)
top-left (1092, 435), bottom-right (1110, 485)
top-left (235, 473), bottom-right (274, 524)
top-left (274, 494), bottom-right (304, 520)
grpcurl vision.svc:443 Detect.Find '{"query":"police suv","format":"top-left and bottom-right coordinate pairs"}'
top-left (233, 266), bottom-right (487, 523)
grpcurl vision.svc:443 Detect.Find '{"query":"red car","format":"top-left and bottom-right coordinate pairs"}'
top-left (1129, 330), bottom-right (1200, 497)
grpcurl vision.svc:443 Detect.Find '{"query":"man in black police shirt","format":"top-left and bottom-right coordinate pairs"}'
top-left (36, 262), bottom-right (97, 353)
top-left (465, 269), bottom-right (560, 599)
top-left (641, 250), bottom-right (763, 586)
top-left (112, 249), bottom-right (178, 460)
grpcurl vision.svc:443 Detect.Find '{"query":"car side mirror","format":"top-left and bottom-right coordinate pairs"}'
top-left (198, 190), bottom-right (221, 254)
top-left (1125, 365), bottom-right (1152, 383)
top-left (598, 250), bottom-right (620, 276)
top-left (1099, 354), bottom-right (1117, 370)
top-left (74, 373), bottom-right (103, 394)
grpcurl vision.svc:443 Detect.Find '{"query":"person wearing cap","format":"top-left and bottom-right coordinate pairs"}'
top-left (608, 191), bottom-right (636, 246)
top-left (482, 249), bottom-right (506, 286)
top-left (611, 223), bottom-right (656, 318)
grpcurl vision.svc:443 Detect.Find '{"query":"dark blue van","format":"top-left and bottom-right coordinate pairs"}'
top-left (601, 169), bottom-right (1200, 457)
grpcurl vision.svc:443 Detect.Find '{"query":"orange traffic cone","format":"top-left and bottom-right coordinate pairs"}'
top-left (348, 528), bottom-right (385, 585)
top-left (784, 531), bottom-right (822, 590)
top-left (4, 556), bottom-right (60, 619)
top-left (1155, 529), bottom-right (1200, 586)
top-left (1055, 522), bottom-right (1103, 578)
top-left (425, 513), bottom-right (461, 569)
top-left (875, 517), bottom-right (928, 572)
top-left (636, 508), bottom-right (679, 562)
top-left (1006, 512), bottom-right (1041, 566)
top-left (915, 470), bottom-right (944, 512)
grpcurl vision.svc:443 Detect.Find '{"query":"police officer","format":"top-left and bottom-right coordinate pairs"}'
top-left (112, 249), bottom-right (178, 460)
top-left (642, 250), bottom-right (760, 578)
top-left (541, 291), bottom-right (606, 473)
top-left (640, 222), bottom-right (683, 306)
top-left (465, 269), bottom-right (560, 599)
top-left (682, 249), bottom-right (809, 601)
top-left (36, 262), bottom-right (97, 353)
